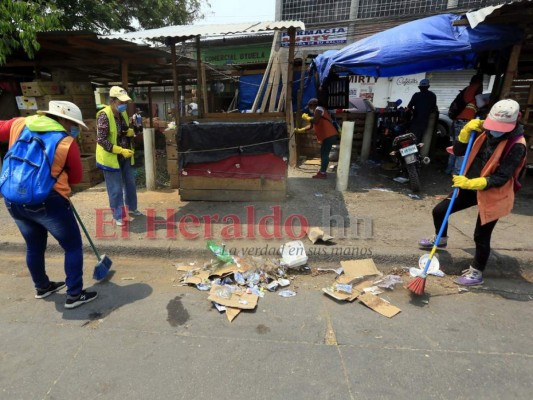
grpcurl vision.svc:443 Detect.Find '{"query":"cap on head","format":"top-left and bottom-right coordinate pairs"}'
top-left (419, 79), bottom-right (430, 87)
top-left (483, 99), bottom-right (519, 133)
top-left (307, 98), bottom-right (319, 106)
top-left (109, 86), bottom-right (131, 102)
top-left (37, 101), bottom-right (87, 129)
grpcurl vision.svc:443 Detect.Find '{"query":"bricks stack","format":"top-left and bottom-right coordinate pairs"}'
top-left (71, 153), bottom-right (104, 192)
top-left (164, 129), bottom-right (179, 188)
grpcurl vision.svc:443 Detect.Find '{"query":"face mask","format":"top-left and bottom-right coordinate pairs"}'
top-left (117, 104), bottom-right (127, 113)
top-left (70, 126), bottom-right (80, 138)
top-left (488, 130), bottom-right (506, 138)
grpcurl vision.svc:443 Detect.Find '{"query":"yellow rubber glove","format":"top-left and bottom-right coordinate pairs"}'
top-left (458, 119), bottom-right (484, 143)
top-left (301, 113), bottom-right (313, 122)
top-left (294, 127), bottom-right (307, 134)
top-left (126, 128), bottom-right (135, 137)
top-left (112, 145), bottom-right (134, 158)
top-left (452, 175), bottom-right (487, 190)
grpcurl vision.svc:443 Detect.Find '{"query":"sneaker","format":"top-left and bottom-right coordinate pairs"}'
top-left (114, 219), bottom-right (123, 226)
top-left (455, 266), bottom-right (484, 286)
top-left (115, 216), bottom-right (134, 226)
top-left (312, 171), bottom-right (327, 179)
top-left (35, 281), bottom-right (66, 299)
top-left (65, 290), bottom-right (98, 309)
top-left (418, 235), bottom-right (448, 249)
top-left (129, 209), bottom-right (143, 216)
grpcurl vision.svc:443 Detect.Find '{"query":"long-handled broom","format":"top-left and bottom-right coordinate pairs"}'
top-left (70, 200), bottom-right (113, 281)
top-left (407, 131), bottom-right (477, 295)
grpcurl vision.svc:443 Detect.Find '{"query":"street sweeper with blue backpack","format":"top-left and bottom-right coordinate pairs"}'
top-left (417, 99), bottom-right (527, 287)
top-left (0, 101), bottom-right (97, 309)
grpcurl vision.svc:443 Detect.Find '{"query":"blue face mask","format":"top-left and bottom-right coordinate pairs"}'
top-left (117, 104), bottom-right (127, 113)
top-left (488, 130), bottom-right (506, 138)
top-left (70, 126), bottom-right (80, 138)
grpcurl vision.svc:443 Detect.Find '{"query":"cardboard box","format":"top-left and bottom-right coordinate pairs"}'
top-left (163, 129), bottom-right (177, 145)
top-left (35, 95), bottom-right (73, 110)
top-left (167, 159), bottom-right (179, 175)
top-left (80, 154), bottom-right (96, 171)
top-left (166, 144), bottom-right (178, 160)
top-left (63, 81), bottom-right (94, 95)
top-left (79, 168), bottom-right (103, 184)
top-left (20, 81), bottom-right (60, 97)
top-left (80, 142), bottom-right (96, 153)
top-left (169, 173), bottom-right (179, 188)
top-left (16, 96), bottom-right (38, 110)
top-left (19, 110), bottom-right (37, 117)
top-left (84, 119), bottom-right (97, 132)
top-left (72, 94), bottom-right (96, 109)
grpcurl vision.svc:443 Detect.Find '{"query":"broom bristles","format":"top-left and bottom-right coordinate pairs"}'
top-left (407, 276), bottom-right (426, 295)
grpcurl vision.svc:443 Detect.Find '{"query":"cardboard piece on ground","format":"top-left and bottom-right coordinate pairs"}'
top-left (306, 227), bottom-right (334, 244)
top-left (358, 293), bottom-right (401, 318)
top-left (208, 263), bottom-right (250, 278)
top-left (322, 280), bottom-right (374, 302)
top-left (337, 259), bottom-right (381, 284)
top-left (304, 159), bottom-right (321, 165)
top-left (183, 271), bottom-right (210, 285)
top-left (207, 285), bottom-right (259, 310)
top-left (225, 307), bottom-right (241, 322)
top-left (176, 265), bottom-right (200, 272)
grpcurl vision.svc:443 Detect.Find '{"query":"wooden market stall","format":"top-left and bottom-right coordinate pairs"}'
top-left (107, 21), bottom-right (305, 201)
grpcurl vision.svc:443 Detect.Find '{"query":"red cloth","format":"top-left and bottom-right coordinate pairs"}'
top-left (182, 153), bottom-right (286, 180)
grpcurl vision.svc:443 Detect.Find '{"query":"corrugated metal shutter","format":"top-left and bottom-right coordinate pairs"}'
top-left (428, 70), bottom-right (489, 111)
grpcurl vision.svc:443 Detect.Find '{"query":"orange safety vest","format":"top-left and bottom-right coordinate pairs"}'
top-left (313, 108), bottom-right (339, 143)
top-left (8, 117), bottom-right (74, 200)
top-left (464, 132), bottom-right (527, 225)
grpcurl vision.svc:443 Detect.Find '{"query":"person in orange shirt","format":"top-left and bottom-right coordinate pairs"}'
top-left (445, 74), bottom-right (484, 175)
top-left (419, 99), bottom-right (527, 286)
top-left (294, 98), bottom-right (339, 179)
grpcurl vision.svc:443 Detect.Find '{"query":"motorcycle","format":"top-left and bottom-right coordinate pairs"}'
top-left (389, 131), bottom-right (430, 193)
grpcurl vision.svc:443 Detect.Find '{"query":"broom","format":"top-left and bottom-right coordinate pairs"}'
top-left (407, 130), bottom-right (477, 295)
top-left (70, 200), bottom-right (113, 281)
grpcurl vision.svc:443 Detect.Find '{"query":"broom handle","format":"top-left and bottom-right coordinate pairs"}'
top-left (422, 131), bottom-right (477, 275)
top-left (70, 200), bottom-right (102, 260)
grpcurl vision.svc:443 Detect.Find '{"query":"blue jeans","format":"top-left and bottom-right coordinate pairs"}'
top-left (446, 120), bottom-right (467, 175)
top-left (103, 157), bottom-right (138, 220)
top-left (320, 135), bottom-right (339, 173)
top-left (5, 192), bottom-right (83, 296)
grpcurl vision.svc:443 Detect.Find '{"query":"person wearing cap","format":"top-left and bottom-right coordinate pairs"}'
top-left (0, 101), bottom-right (98, 309)
top-left (406, 78), bottom-right (438, 144)
top-left (294, 98), bottom-right (339, 179)
top-left (418, 99), bottom-right (527, 286)
top-left (445, 74), bottom-right (484, 175)
top-left (96, 86), bottom-right (141, 226)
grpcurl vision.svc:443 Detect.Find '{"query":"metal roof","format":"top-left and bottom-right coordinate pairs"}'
top-left (465, 0), bottom-right (532, 28)
top-left (101, 21), bottom-right (305, 42)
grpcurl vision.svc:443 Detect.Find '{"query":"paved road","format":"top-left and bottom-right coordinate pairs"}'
top-left (1, 252), bottom-right (532, 400)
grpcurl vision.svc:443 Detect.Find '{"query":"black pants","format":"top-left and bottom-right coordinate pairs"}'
top-left (432, 189), bottom-right (498, 271)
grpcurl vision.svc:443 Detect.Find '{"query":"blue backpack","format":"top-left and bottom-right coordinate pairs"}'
top-left (0, 127), bottom-right (68, 205)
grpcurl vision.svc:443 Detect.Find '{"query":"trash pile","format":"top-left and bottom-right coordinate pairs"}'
top-left (175, 240), bottom-right (306, 322)
top-left (321, 258), bottom-right (402, 318)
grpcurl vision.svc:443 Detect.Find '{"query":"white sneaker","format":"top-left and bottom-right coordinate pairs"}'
top-left (114, 216), bottom-right (133, 226)
top-left (129, 209), bottom-right (143, 216)
top-left (114, 219), bottom-right (123, 226)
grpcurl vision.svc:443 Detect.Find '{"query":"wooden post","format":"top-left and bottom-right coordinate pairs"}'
top-left (201, 61), bottom-right (208, 114)
top-left (195, 36), bottom-right (204, 117)
top-left (170, 38), bottom-right (180, 188)
top-left (252, 31), bottom-right (279, 112)
top-left (336, 121), bottom-right (355, 192)
top-left (286, 27), bottom-right (297, 167)
top-left (501, 44), bottom-right (522, 98)
top-left (121, 61), bottom-right (128, 90)
top-left (421, 111), bottom-right (437, 158)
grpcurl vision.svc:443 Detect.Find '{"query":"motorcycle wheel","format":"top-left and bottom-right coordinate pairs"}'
top-left (406, 163), bottom-right (421, 192)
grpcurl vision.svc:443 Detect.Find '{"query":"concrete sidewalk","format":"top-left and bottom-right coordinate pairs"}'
top-left (1, 163), bottom-right (532, 280)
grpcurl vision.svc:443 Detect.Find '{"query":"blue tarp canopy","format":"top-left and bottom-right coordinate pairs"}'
top-left (312, 14), bottom-right (523, 84)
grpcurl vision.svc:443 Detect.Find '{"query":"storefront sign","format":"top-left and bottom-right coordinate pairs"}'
top-left (201, 44), bottom-right (271, 65)
top-left (281, 27), bottom-right (348, 47)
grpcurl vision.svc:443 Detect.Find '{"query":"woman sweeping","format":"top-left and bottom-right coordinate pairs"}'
top-left (418, 99), bottom-right (527, 286)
